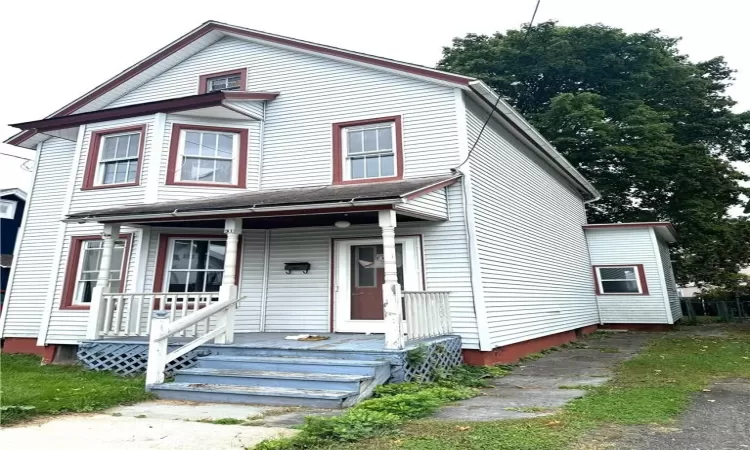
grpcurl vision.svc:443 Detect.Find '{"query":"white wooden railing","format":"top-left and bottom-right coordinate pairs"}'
top-left (98, 292), bottom-right (220, 337)
top-left (145, 292), bottom-right (242, 385)
top-left (404, 291), bottom-right (452, 341)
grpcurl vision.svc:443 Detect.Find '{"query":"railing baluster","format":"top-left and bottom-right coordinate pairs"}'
top-left (169, 295), bottom-right (177, 323)
top-left (114, 295), bottom-right (125, 336)
top-left (103, 295), bottom-right (115, 336)
top-left (134, 294), bottom-right (143, 336)
top-left (403, 291), bottom-right (451, 342)
top-left (146, 294), bottom-right (155, 334)
top-left (124, 295), bottom-right (134, 335)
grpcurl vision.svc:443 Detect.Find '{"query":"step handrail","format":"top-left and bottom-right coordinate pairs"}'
top-left (145, 294), bottom-right (244, 386)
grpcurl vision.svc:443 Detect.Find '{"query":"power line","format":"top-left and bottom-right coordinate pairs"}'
top-left (454, 0), bottom-right (541, 171)
top-left (0, 151), bottom-right (32, 161)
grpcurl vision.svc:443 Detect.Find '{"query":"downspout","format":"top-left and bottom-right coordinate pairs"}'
top-left (259, 229), bottom-right (271, 331)
top-left (582, 229), bottom-right (604, 325)
top-left (257, 101), bottom-right (266, 191)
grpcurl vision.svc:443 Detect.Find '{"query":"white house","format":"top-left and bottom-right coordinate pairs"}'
top-left (0, 21), bottom-right (680, 406)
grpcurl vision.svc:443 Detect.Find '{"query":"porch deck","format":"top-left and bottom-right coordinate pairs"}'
top-left (88, 332), bottom-right (451, 352)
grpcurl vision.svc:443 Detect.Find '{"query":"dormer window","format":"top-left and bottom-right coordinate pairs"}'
top-left (82, 125), bottom-right (146, 190)
top-left (0, 200), bottom-right (17, 219)
top-left (166, 124), bottom-right (248, 188)
top-left (198, 68), bottom-right (247, 94)
top-left (332, 116), bottom-right (404, 185)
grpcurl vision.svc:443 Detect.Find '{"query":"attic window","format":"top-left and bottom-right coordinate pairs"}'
top-left (198, 68), bottom-right (247, 94)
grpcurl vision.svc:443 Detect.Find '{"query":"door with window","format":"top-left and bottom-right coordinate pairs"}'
top-left (334, 237), bottom-right (422, 333)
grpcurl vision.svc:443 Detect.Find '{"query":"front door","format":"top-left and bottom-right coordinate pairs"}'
top-left (334, 237), bottom-right (422, 333)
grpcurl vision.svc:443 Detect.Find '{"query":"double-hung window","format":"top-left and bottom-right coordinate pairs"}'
top-left (164, 238), bottom-right (226, 293)
top-left (594, 265), bottom-right (647, 295)
top-left (62, 236), bottom-right (130, 308)
top-left (83, 125), bottom-right (145, 189)
top-left (333, 116), bottom-right (403, 184)
top-left (167, 124), bottom-right (248, 188)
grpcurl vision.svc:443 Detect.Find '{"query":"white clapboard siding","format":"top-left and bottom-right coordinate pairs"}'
top-left (1, 139), bottom-right (73, 338)
top-left (68, 116), bottom-right (154, 215)
top-left (585, 227), bottom-right (670, 323)
top-left (236, 229), bottom-right (266, 331)
top-left (396, 189), bottom-right (449, 220)
top-left (260, 183), bottom-right (479, 347)
top-left (157, 114), bottom-right (261, 202)
top-left (658, 238), bottom-right (682, 321)
top-left (106, 37), bottom-right (461, 188)
top-left (465, 99), bottom-right (599, 349)
top-left (44, 223), bottom-right (141, 344)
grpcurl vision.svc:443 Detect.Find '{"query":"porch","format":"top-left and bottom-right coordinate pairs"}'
top-left (67, 176), bottom-right (466, 405)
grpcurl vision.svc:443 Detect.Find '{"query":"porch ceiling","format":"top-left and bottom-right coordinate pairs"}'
top-left (66, 175), bottom-right (460, 224)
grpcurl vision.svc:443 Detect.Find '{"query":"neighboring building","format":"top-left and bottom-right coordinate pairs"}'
top-left (0, 21), bottom-right (680, 406)
top-left (0, 188), bottom-right (27, 307)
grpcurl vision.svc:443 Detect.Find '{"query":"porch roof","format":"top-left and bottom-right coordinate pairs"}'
top-left (66, 174), bottom-right (460, 223)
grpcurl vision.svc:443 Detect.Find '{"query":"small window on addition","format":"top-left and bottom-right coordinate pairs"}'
top-left (594, 265), bottom-right (648, 295)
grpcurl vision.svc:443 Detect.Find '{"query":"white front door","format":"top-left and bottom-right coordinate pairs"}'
top-left (333, 236), bottom-right (422, 333)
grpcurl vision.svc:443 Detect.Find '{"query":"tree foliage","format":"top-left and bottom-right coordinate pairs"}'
top-left (439, 22), bottom-right (750, 286)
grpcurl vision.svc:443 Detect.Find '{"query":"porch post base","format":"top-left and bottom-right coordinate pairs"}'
top-left (215, 284), bottom-right (238, 344)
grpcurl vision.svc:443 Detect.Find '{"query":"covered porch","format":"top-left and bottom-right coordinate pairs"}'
top-left (67, 176), bottom-right (462, 385)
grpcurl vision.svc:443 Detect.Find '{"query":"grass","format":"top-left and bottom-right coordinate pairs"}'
top-left (326, 326), bottom-right (750, 450)
top-left (1, 354), bottom-right (153, 425)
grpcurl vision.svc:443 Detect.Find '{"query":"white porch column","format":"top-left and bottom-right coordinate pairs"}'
top-left (379, 210), bottom-right (404, 349)
top-left (85, 223), bottom-right (120, 339)
top-left (215, 218), bottom-right (242, 344)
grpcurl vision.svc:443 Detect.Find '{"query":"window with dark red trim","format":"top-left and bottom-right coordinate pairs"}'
top-left (332, 116), bottom-right (404, 185)
top-left (60, 234), bottom-right (132, 310)
top-left (166, 124), bottom-right (248, 188)
top-left (82, 125), bottom-right (146, 190)
top-left (593, 264), bottom-right (649, 295)
top-left (152, 234), bottom-right (242, 294)
top-left (198, 68), bottom-right (248, 94)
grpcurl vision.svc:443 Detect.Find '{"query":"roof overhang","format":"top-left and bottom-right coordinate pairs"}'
top-left (10, 91), bottom-right (278, 136)
top-left (0, 188), bottom-right (27, 201)
top-left (583, 222), bottom-right (677, 243)
top-left (65, 175), bottom-right (460, 224)
top-left (464, 81), bottom-right (600, 202)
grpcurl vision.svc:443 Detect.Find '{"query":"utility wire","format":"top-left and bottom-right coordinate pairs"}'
top-left (454, 0), bottom-right (541, 171)
top-left (0, 151), bottom-right (32, 161)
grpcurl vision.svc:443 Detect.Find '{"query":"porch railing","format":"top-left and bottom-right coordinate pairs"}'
top-left (98, 292), bottom-right (220, 337)
top-left (404, 291), bottom-right (452, 341)
top-left (145, 292), bottom-right (242, 385)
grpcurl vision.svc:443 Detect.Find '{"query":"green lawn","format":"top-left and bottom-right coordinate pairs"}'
top-left (1, 354), bottom-right (153, 425)
top-left (334, 325), bottom-right (750, 450)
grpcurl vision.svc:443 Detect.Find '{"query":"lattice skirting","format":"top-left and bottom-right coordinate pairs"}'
top-left (392, 335), bottom-right (463, 382)
top-left (77, 342), bottom-right (211, 377)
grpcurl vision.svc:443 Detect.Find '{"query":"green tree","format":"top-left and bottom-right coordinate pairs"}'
top-left (439, 22), bottom-right (750, 286)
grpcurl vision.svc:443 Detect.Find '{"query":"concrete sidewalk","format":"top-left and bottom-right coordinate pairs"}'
top-left (434, 331), bottom-right (652, 421)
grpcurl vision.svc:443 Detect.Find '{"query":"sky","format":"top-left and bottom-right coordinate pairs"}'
top-left (1, 0), bottom-right (747, 198)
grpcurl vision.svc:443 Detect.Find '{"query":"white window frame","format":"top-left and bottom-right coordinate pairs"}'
top-left (0, 200), bottom-right (17, 219)
top-left (342, 121), bottom-right (397, 181)
top-left (175, 129), bottom-right (241, 185)
top-left (163, 238), bottom-right (228, 293)
top-left (205, 74), bottom-right (242, 93)
top-left (72, 239), bottom-right (127, 305)
top-left (595, 265), bottom-right (644, 295)
top-left (94, 131), bottom-right (143, 186)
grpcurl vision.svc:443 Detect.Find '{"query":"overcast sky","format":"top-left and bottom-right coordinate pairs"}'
top-left (1, 0), bottom-right (747, 197)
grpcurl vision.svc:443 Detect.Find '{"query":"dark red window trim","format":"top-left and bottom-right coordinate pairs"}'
top-left (592, 264), bottom-right (649, 296)
top-left (198, 68), bottom-right (248, 94)
top-left (60, 234), bottom-right (133, 310)
top-left (82, 125), bottom-right (147, 190)
top-left (166, 124), bottom-right (248, 189)
top-left (152, 233), bottom-right (242, 294)
top-left (332, 116), bottom-right (404, 185)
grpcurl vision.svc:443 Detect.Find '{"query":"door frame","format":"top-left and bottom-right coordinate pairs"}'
top-left (332, 235), bottom-right (424, 333)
